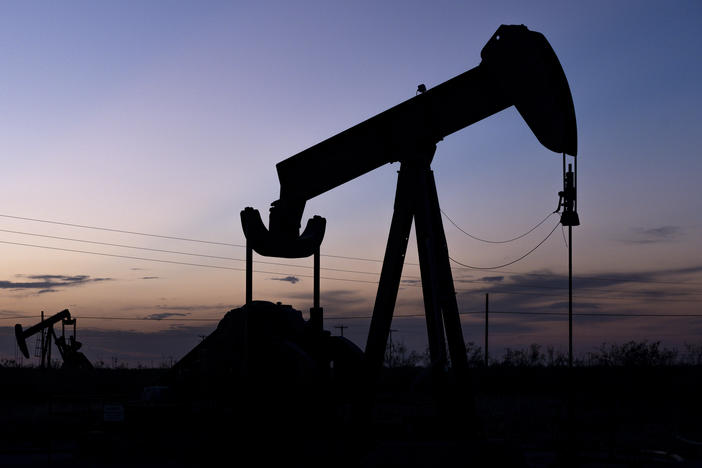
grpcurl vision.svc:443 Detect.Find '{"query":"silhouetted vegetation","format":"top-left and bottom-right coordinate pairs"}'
top-left (382, 340), bottom-right (702, 368)
top-left (384, 339), bottom-right (424, 367)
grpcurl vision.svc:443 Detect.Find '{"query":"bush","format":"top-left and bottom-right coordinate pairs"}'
top-left (586, 341), bottom-right (678, 367)
top-left (385, 339), bottom-right (424, 368)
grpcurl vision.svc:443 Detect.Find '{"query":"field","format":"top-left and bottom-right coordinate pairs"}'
top-left (1, 365), bottom-right (701, 467)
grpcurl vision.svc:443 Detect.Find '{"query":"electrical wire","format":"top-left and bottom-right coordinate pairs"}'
top-left (449, 222), bottom-right (560, 270)
top-left (0, 212), bottom-right (420, 265)
top-left (442, 210), bottom-right (556, 244)
top-left (6, 310), bottom-right (702, 323)
top-left (3, 212), bottom-right (702, 286)
top-left (454, 288), bottom-right (702, 303)
top-left (0, 239), bottom-right (383, 285)
top-left (452, 267), bottom-right (702, 287)
top-left (0, 213), bottom-right (244, 247)
top-left (0, 228), bottom-right (412, 278)
top-left (4, 233), bottom-right (696, 303)
top-left (3, 226), bottom-right (697, 298)
top-left (1, 234), bottom-right (699, 302)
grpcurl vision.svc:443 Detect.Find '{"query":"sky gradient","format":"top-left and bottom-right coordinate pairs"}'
top-left (1, 1), bottom-right (701, 365)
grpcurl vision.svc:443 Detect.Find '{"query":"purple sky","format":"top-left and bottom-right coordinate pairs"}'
top-left (1, 1), bottom-right (701, 365)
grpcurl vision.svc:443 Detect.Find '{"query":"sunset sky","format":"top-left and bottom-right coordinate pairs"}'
top-left (1, 1), bottom-right (701, 365)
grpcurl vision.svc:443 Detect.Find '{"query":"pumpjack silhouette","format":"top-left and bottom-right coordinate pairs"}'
top-left (172, 24), bottom-right (576, 460)
top-left (14, 309), bottom-right (93, 370)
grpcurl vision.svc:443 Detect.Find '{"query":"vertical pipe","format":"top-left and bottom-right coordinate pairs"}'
top-left (246, 239), bottom-right (252, 305)
top-left (569, 225), bottom-right (573, 368)
top-left (47, 327), bottom-right (52, 368)
top-left (40, 311), bottom-right (45, 369)
top-left (574, 156), bottom-right (578, 213)
top-left (314, 248), bottom-right (320, 310)
top-left (485, 293), bottom-right (489, 367)
top-left (312, 247), bottom-right (322, 332)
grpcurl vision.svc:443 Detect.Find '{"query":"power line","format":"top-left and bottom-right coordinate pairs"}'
top-left (3, 212), bottom-right (701, 287)
top-left (455, 288), bottom-right (702, 303)
top-left (0, 239), bottom-right (382, 285)
top-left (308, 310), bottom-right (702, 320)
top-left (442, 209), bottom-right (557, 244)
top-left (449, 222), bottom-right (560, 270)
top-left (479, 311), bottom-right (702, 317)
top-left (6, 226), bottom-right (696, 299)
top-left (0, 213), bottom-right (244, 247)
top-left (6, 233), bottom-right (697, 304)
top-left (452, 267), bottom-right (702, 287)
top-left (6, 310), bottom-right (702, 324)
top-left (0, 212), bottom-right (421, 265)
top-left (457, 279), bottom-right (702, 298)
top-left (1, 236), bottom-right (698, 302)
top-left (0, 228), bottom-right (411, 279)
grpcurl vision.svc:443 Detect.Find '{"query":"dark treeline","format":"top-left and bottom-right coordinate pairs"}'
top-left (3, 339), bottom-right (701, 370)
top-left (385, 339), bottom-right (702, 368)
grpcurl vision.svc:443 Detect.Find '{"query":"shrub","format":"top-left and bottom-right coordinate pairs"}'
top-left (586, 341), bottom-right (678, 367)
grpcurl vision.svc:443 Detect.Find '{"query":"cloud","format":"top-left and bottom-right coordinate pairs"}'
top-left (155, 304), bottom-right (230, 312)
top-left (0, 274), bottom-right (113, 295)
top-left (145, 312), bottom-right (189, 321)
top-left (452, 263), bottom-right (702, 321)
top-left (120, 303), bottom-right (232, 313)
top-left (401, 279), bottom-right (420, 285)
top-left (285, 289), bottom-right (366, 306)
top-left (624, 225), bottom-right (682, 244)
top-left (481, 276), bottom-right (504, 282)
top-left (141, 276), bottom-right (160, 280)
top-left (269, 276), bottom-right (300, 284)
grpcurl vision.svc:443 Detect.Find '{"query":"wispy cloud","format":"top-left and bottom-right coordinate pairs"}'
top-left (141, 276), bottom-right (160, 280)
top-left (1, 274), bottom-right (113, 295)
top-left (120, 303), bottom-right (232, 313)
top-left (145, 312), bottom-right (189, 321)
top-left (283, 289), bottom-right (368, 317)
top-left (154, 304), bottom-right (230, 312)
top-left (481, 276), bottom-right (504, 282)
top-left (625, 225), bottom-right (682, 244)
top-left (270, 276), bottom-right (300, 284)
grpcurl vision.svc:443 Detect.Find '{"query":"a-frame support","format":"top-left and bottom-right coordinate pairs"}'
top-left (363, 145), bottom-right (477, 428)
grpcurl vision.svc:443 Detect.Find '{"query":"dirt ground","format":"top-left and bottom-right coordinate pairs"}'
top-left (1, 366), bottom-right (701, 467)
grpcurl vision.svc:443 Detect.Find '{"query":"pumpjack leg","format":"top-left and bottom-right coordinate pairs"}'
top-left (364, 147), bottom-right (478, 435)
top-left (364, 163), bottom-right (415, 382)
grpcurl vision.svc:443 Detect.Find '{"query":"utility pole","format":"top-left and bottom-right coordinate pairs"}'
top-left (334, 325), bottom-right (348, 337)
top-left (484, 293), bottom-right (489, 367)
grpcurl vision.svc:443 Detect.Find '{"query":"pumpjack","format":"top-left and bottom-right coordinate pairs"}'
top-left (15, 309), bottom-right (93, 370)
top-left (238, 24), bottom-right (576, 430)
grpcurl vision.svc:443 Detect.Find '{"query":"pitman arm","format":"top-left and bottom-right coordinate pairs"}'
top-left (242, 24), bottom-right (577, 258)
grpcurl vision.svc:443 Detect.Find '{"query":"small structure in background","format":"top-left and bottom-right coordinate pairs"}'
top-left (14, 309), bottom-right (93, 370)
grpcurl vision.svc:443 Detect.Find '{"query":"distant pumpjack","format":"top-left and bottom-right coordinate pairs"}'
top-left (15, 309), bottom-right (93, 370)
top-left (242, 24), bottom-right (577, 428)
